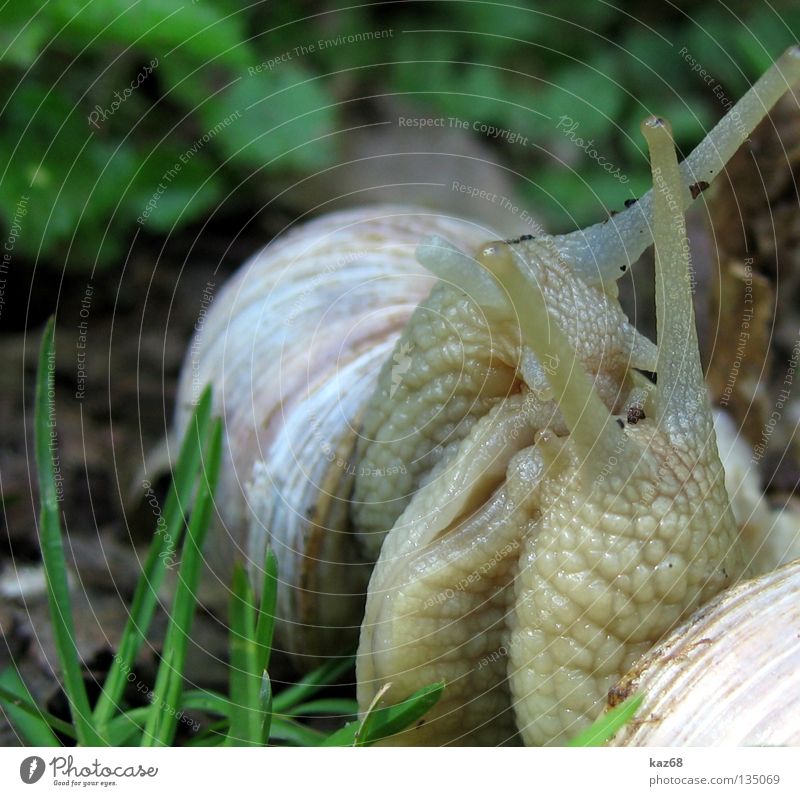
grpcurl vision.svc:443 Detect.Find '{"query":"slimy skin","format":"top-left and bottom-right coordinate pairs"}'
top-left (352, 46), bottom-right (800, 559)
top-left (352, 239), bottom-right (656, 559)
top-left (356, 48), bottom-right (800, 745)
top-left (500, 117), bottom-right (744, 744)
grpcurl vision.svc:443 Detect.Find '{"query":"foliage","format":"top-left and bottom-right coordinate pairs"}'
top-left (0, 319), bottom-right (442, 746)
top-left (0, 319), bottom-right (642, 747)
top-left (1, 2), bottom-right (798, 269)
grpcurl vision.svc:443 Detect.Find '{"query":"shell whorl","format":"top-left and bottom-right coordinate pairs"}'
top-left (174, 205), bottom-right (493, 664)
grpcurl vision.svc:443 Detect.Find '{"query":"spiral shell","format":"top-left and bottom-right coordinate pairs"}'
top-left (174, 205), bottom-right (491, 665)
top-left (607, 558), bottom-right (800, 746)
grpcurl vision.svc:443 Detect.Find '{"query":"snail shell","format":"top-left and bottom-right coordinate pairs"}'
top-left (607, 558), bottom-right (800, 746)
top-left (170, 47), bottom-right (800, 741)
top-left (174, 206), bottom-right (490, 665)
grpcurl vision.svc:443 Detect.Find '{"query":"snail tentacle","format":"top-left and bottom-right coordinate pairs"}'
top-left (476, 240), bottom-right (628, 480)
top-left (549, 44), bottom-right (800, 284)
top-left (643, 116), bottom-right (710, 436)
top-left (353, 231), bottom-right (657, 554)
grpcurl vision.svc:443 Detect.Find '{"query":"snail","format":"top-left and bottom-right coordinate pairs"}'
top-left (606, 557), bottom-right (800, 746)
top-left (174, 47), bottom-right (800, 744)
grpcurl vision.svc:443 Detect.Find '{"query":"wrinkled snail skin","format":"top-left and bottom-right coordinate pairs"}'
top-left (606, 558), bottom-right (800, 746)
top-left (351, 239), bottom-right (657, 559)
top-left (352, 239), bottom-right (659, 746)
top-left (355, 50), bottom-right (800, 746)
top-left (174, 207), bottom-right (492, 664)
top-left (174, 48), bottom-right (800, 737)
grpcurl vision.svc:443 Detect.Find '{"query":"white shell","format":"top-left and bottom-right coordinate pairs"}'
top-left (174, 205), bottom-right (492, 664)
top-left (608, 558), bottom-right (800, 746)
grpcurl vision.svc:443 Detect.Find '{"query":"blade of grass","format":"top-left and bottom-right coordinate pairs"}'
top-left (185, 724), bottom-right (228, 747)
top-left (283, 697), bottom-right (359, 717)
top-left (269, 716), bottom-right (326, 746)
top-left (141, 417), bottom-right (222, 747)
top-left (181, 689), bottom-right (231, 717)
top-left (319, 719), bottom-right (360, 747)
top-left (105, 708), bottom-right (151, 746)
top-left (359, 681), bottom-right (444, 746)
top-left (94, 387), bottom-right (213, 728)
top-left (271, 656), bottom-right (354, 713)
top-left (254, 548), bottom-right (278, 670)
top-left (34, 318), bottom-right (104, 746)
top-left (0, 669), bottom-right (69, 744)
top-left (254, 548), bottom-right (278, 744)
top-left (226, 563), bottom-right (263, 746)
top-left (566, 693), bottom-right (644, 747)
top-left (259, 670), bottom-right (272, 745)
top-left (320, 682), bottom-right (444, 747)
top-left (353, 682), bottom-right (391, 746)
top-left (188, 735), bottom-right (227, 747)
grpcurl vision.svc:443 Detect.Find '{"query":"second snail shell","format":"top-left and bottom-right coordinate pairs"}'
top-left (173, 48), bottom-right (800, 744)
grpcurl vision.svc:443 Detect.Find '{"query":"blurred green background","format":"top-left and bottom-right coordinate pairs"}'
top-left (1, 0), bottom-right (799, 274)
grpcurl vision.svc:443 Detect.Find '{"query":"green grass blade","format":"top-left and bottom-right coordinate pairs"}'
top-left (188, 735), bottom-right (227, 747)
top-left (141, 417), bottom-right (222, 747)
top-left (94, 387), bottom-right (213, 728)
top-left (358, 681), bottom-right (444, 746)
top-left (269, 716), bottom-right (326, 746)
top-left (104, 708), bottom-right (151, 746)
top-left (34, 318), bottom-right (104, 747)
top-left (181, 689), bottom-right (231, 717)
top-left (566, 693), bottom-right (644, 747)
top-left (283, 698), bottom-right (358, 717)
top-left (185, 723), bottom-right (228, 747)
top-left (260, 671), bottom-right (272, 745)
top-left (319, 719), bottom-right (360, 747)
top-left (271, 656), bottom-right (354, 713)
top-left (254, 548), bottom-right (278, 672)
top-left (226, 563), bottom-right (263, 746)
top-left (321, 682), bottom-right (444, 747)
top-left (0, 669), bottom-right (68, 744)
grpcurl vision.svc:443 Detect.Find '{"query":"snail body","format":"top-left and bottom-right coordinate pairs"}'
top-left (176, 48), bottom-right (800, 742)
top-left (174, 208), bottom-right (489, 661)
top-left (607, 558), bottom-right (800, 746)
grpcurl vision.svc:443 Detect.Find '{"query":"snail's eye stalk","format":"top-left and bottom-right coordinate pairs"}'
top-left (641, 116), bottom-right (711, 438)
top-left (416, 235), bottom-right (508, 314)
top-left (554, 44), bottom-right (800, 285)
top-left (476, 241), bottom-right (624, 480)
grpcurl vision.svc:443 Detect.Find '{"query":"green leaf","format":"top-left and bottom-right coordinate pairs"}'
top-left (0, 670), bottom-right (69, 745)
top-left (283, 698), bottom-right (358, 718)
top-left (181, 689), bottom-right (231, 718)
top-left (0, 7), bottom-right (50, 67)
top-left (226, 563), bottom-right (263, 746)
top-left (48, 0), bottom-right (250, 71)
top-left (185, 719), bottom-right (227, 747)
top-left (254, 548), bottom-right (278, 673)
top-left (197, 65), bottom-right (336, 172)
top-left (186, 730), bottom-right (227, 747)
top-left (259, 671), bottom-right (273, 746)
top-left (141, 416), bottom-right (223, 746)
top-left (321, 682), bottom-right (444, 747)
top-left (93, 386), bottom-right (213, 729)
top-left (226, 548), bottom-right (279, 746)
top-left (567, 693), bottom-right (644, 747)
top-left (34, 318), bottom-right (105, 747)
top-left (271, 656), bottom-right (354, 714)
top-left (105, 707), bottom-right (152, 746)
top-left (269, 717), bottom-right (326, 747)
top-left (126, 143), bottom-right (224, 234)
